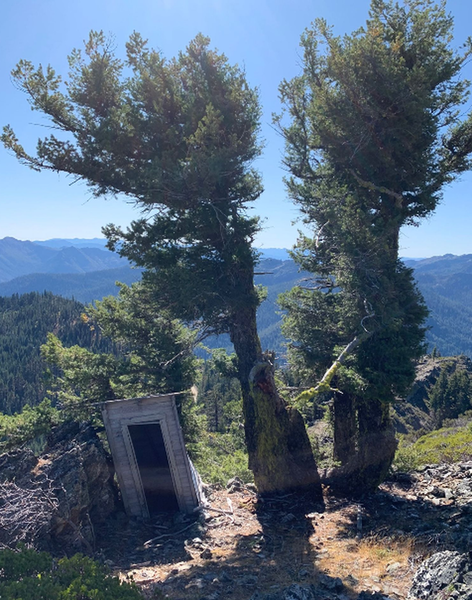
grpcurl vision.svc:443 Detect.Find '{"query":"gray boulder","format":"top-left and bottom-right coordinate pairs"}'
top-left (408, 551), bottom-right (472, 600)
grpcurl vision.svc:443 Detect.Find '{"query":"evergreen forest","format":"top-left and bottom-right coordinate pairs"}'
top-left (2, 1), bottom-right (472, 596)
top-left (0, 292), bottom-right (114, 415)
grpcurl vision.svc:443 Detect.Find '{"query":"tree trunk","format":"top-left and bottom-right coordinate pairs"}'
top-left (323, 399), bottom-right (397, 497)
top-left (248, 362), bottom-right (322, 496)
top-left (229, 288), bottom-right (322, 498)
top-left (333, 391), bottom-right (357, 464)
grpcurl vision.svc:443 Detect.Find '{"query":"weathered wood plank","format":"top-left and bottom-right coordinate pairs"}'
top-left (102, 395), bottom-right (201, 518)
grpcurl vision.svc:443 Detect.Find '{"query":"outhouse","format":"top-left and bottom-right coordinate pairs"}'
top-left (101, 394), bottom-right (202, 518)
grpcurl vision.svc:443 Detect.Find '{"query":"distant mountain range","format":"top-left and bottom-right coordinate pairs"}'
top-left (1, 237), bottom-right (472, 358)
top-left (0, 238), bottom-right (289, 284)
top-left (0, 237), bottom-right (128, 283)
top-left (0, 266), bottom-right (143, 304)
top-left (32, 237), bottom-right (109, 250)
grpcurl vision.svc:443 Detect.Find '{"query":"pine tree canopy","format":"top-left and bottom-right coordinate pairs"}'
top-left (278, 0), bottom-right (472, 231)
top-left (2, 32), bottom-right (263, 334)
top-left (277, 0), bottom-right (472, 401)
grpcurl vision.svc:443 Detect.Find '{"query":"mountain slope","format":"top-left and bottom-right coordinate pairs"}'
top-left (410, 254), bottom-right (472, 357)
top-left (33, 237), bottom-right (108, 249)
top-left (0, 237), bottom-right (128, 283)
top-left (0, 267), bottom-right (143, 304)
top-left (2, 244), bottom-right (472, 358)
top-left (0, 292), bottom-right (115, 414)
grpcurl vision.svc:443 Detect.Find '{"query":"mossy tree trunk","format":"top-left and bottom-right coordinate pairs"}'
top-left (229, 272), bottom-right (322, 498)
top-left (326, 398), bottom-right (397, 496)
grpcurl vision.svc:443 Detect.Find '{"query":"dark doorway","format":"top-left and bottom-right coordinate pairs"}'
top-left (128, 423), bottom-right (179, 513)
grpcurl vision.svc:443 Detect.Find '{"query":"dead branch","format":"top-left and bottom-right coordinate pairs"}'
top-left (349, 169), bottom-right (404, 207)
top-left (295, 329), bottom-right (374, 401)
top-left (0, 481), bottom-right (59, 547)
top-left (143, 522), bottom-right (196, 547)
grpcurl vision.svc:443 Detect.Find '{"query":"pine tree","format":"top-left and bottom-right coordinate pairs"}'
top-left (41, 282), bottom-right (199, 419)
top-left (430, 366), bottom-right (472, 426)
top-left (3, 33), bottom-right (321, 496)
top-left (277, 0), bottom-right (472, 493)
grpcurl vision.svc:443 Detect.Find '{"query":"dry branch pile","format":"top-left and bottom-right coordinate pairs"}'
top-left (0, 480), bottom-right (59, 548)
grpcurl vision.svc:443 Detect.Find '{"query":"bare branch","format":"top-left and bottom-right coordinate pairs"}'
top-left (349, 169), bottom-right (403, 207)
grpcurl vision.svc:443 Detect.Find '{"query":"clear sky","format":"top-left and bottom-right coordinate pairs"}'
top-left (1, 0), bottom-right (471, 257)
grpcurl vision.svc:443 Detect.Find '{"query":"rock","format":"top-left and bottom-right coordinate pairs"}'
top-left (226, 476), bottom-right (244, 493)
top-left (298, 567), bottom-right (311, 579)
top-left (191, 537), bottom-right (203, 546)
top-left (200, 548), bottom-right (213, 560)
top-left (282, 585), bottom-right (315, 600)
top-left (0, 421), bottom-right (116, 553)
top-left (408, 550), bottom-right (472, 599)
top-left (442, 488), bottom-right (454, 500)
top-left (386, 562), bottom-right (402, 574)
top-left (319, 574), bottom-right (344, 592)
top-left (345, 574), bottom-right (359, 586)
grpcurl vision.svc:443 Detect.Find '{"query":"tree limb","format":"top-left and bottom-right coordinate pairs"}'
top-left (349, 169), bottom-right (404, 208)
top-left (295, 329), bottom-right (373, 401)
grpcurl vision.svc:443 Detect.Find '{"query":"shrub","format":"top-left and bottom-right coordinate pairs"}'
top-left (190, 431), bottom-right (253, 486)
top-left (0, 548), bottom-right (144, 599)
top-left (0, 400), bottom-right (60, 452)
top-left (393, 439), bottom-right (422, 472)
top-left (393, 418), bottom-right (472, 472)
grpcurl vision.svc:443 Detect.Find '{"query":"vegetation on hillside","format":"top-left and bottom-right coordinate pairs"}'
top-left (394, 413), bottom-right (472, 472)
top-left (429, 365), bottom-right (472, 426)
top-left (0, 292), bottom-right (114, 415)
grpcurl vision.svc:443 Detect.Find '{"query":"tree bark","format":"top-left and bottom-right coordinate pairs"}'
top-left (356, 398), bottom-right (397, 489)
top-left (333, 391), bottom-right (357, 464)
top-left (247, 362), bottom-right (322, 496)
top-left (324, 398), bottom-right (397, 497)
top-left (228, 276), bottom-right (322, 498)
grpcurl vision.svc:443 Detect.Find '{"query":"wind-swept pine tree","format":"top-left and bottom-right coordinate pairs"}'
top-left (3, 33), bottom-right (321, 496)
top-left (277, 0), bottom-right (472, 493)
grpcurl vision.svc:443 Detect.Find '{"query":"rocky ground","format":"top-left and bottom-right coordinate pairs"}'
top-left (90, 462), bottom-right (472, 600)
top-left (1, 420), bottom-right (470, 599)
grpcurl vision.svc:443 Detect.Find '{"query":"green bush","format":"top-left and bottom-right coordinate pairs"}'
top-left (0, 548), bottom-right (144, 599)
top-left (393, 439), bottom-right (422, 472)
top-left (190, 431), bottom-right (253, 486)
top-left (394, 419), bottom-right (472, 472)
top-left (0, 399), bottom-right (60, 452)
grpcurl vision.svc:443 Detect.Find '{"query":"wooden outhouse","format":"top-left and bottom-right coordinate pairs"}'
top-left (101, 394), bottom-right (202, 518)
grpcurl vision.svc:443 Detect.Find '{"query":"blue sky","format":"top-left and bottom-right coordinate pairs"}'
top-left (1, 0), bottom-right (471, 257)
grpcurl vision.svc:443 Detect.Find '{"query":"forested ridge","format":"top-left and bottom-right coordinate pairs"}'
top-left (2, 1), bottom-right (472, 596)
top-left (2, 252), bottom-right (472, 363)
top-left (0, 292), bottom-right (114, 414)
top-left (0, 236), bottom-right (128, 283)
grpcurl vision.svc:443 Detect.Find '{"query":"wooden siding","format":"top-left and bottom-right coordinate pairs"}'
top-left (101, 394), bottom-right (201, 517)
